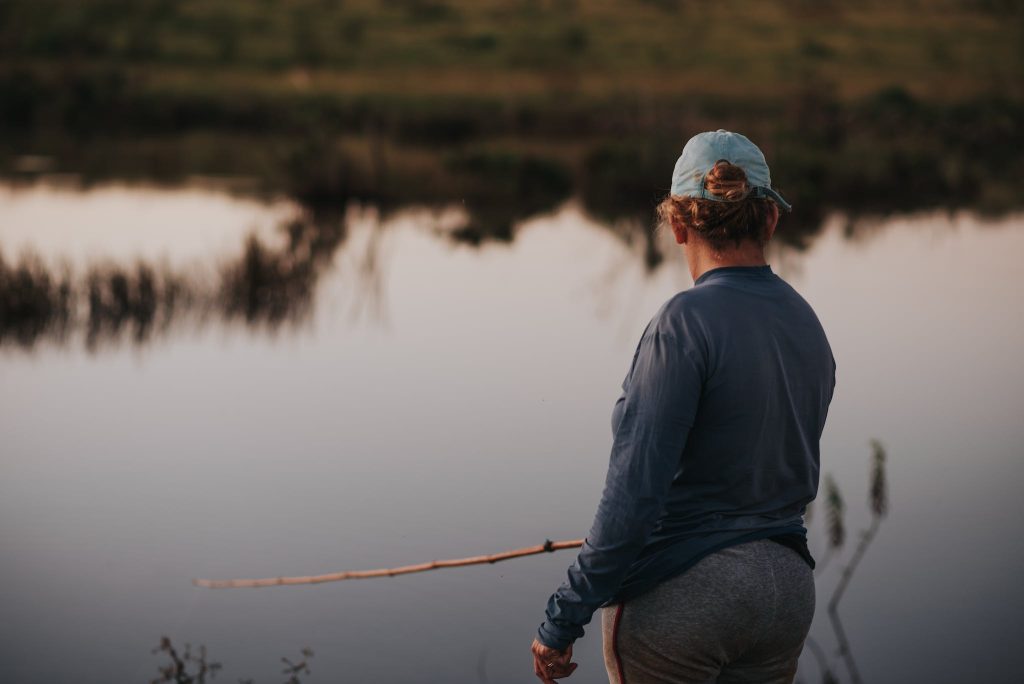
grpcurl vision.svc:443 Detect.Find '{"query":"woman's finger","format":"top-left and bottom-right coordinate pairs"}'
top-left (554, 661), bottom-right (578, 678)
top-left (542, 658), bottom-right (577, 680)
top-left (533, 655), bottom-right (556, 684)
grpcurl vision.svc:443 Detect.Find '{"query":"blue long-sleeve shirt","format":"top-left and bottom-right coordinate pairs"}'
top-left (537, 264), bottom-right (836, 650)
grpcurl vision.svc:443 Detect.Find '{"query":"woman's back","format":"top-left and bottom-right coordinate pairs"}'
top-left (609, 264), bottom-right (835, 603)
top-left (663, 265), bottom-right (833, 524)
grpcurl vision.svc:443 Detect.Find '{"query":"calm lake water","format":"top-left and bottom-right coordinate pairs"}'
top-left (2, 184), bottom-right (1022, 683)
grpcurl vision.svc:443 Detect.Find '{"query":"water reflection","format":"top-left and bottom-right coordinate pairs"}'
top-left (0, 207), bottom-right (353, 351)
top-left (6, 86), bottom-right (1023, 265)
top-left (2, 190), bottom-right (655, 351)
top-left (221, 214), bottom-right (347, 328)
top-left (2, 179), bottom-right (1019, 354)
top-left (0, 197), bottom-right (715, 351)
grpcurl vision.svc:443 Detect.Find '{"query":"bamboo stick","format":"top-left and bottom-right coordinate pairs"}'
top-left (192, 538), bottom-right (585, 589)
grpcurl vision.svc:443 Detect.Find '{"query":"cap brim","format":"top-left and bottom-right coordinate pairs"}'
top-left (763, 187), bottom-right (792, 212)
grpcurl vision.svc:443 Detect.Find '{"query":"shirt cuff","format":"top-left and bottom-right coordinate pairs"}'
top-left (536, 621), bottom-right (575, 651)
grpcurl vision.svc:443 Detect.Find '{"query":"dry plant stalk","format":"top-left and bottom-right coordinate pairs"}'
top-left (193, 538), bottom-right (585, 589)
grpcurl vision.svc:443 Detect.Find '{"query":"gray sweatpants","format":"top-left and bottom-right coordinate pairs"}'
top-left (600, 538), bottom-right (815, 684)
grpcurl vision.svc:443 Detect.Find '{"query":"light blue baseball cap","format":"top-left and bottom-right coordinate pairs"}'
top-left (669, 129), bottom-right (792, 211)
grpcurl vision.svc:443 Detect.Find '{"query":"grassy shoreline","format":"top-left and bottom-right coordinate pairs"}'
top-left (3, 1), bottom-right (1020, 99)
top-left (2, 0), bottom-right (1022, 246)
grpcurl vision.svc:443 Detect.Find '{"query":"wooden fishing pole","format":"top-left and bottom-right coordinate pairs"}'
top-left (193, 537), bottom-right (585, 589)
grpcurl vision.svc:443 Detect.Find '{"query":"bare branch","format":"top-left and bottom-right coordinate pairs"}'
top-left (825, 439), bottom-right (890, 684)
top-left (869, 439), bottom-right (888, 518)
top-left (824, 474), bottom-right (845, 550)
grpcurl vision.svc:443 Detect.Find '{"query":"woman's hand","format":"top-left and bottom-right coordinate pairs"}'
top-left (531, 637), bottom-right (577, 683)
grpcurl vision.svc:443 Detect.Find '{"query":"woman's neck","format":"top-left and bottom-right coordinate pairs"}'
top-left (686, 243), bottom-right (767, 283)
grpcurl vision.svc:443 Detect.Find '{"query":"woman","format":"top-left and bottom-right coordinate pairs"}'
top-left (530, 130), bottom-right (835, 684)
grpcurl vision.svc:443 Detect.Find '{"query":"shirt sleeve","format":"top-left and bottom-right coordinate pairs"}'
top-left (536, 318), bottom-right (705, 650)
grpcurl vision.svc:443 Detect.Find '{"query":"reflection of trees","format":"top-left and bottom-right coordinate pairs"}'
top-left (0, 254), bottom-right (74, 347)
top-left (221, 213), bottom-right (348, 328)
top-left (3, 89), bottom-right (1020, 350)
top-left (7, 83), bottom-right (1023, 289)
top-left (444, 151), bottom-right (574, 246)
top-left (83, 263), bottom-right (191, 348)
top-left (0, 209), bottom-right (355, 351)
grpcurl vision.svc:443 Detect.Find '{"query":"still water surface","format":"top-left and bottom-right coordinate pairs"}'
top-left (2, 185), bottom-right (1023, 683)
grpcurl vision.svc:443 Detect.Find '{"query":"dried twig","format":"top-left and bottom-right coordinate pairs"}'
top-left (150, 637), bottom-right (222, 684)
top-left (825, 440), bottom-right (889, 684)
top-left (824, 474), bottom-right (845, 551)
top-left (193, 538), bottom-right (585, 589)
top-left (282, 647), bottom-right (315, 684)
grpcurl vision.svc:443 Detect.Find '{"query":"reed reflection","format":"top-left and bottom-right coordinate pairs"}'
top-left (0, 168), bottom-right (1007, 354)
top-left (150, 637), bottom-right (315, 684)
top-left (0, 208), bottom-right (353, 351)
top-left (0, 187), bottom-right (705, 352)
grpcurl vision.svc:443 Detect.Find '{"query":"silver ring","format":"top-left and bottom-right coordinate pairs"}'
top-left (546, 662), bottom-right (555, 668)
